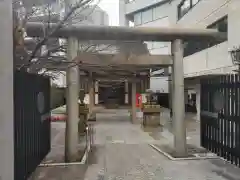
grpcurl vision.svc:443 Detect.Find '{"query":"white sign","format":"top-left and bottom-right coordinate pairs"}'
top-left (141, 94), bottom-right (147, 103)
top-left (84, 94), bottom-right (89, 104)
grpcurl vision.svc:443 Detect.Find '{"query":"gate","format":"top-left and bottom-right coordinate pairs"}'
top-left (201, 74), bottom-right (240, 166)
top-left (14, 71), bottom-right (51, 180)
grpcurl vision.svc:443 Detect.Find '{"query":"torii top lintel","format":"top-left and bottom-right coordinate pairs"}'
top-left (26, 22), bottom-right (227, 42)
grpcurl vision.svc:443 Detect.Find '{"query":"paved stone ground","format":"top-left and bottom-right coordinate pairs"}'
top-left (84, 109), bottom-right (240, 180)
top-left (31, 108), bottom-right (240, 180)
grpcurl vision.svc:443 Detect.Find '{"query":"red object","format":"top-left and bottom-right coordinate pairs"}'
top-left (136, 93), bottom-right (142, 108)
top-left (49, 114), bottom-right (67, 122)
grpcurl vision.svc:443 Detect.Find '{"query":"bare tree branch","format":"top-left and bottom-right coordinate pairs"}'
top-left (13, 0), bottom-right (115, 75)
top-left (27, 0), bottom-right (93, 63)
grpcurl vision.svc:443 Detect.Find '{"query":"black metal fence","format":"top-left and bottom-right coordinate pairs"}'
top-left (201, 75), bottom-right (240, 166)
top-left (14, 71), bottom-right (51, 180)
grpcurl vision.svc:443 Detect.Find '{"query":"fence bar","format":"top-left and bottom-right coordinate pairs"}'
top-left (200, 74), bottom-right (240, 167)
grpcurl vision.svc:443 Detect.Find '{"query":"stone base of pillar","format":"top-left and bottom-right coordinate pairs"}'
top-left (130, 114), bottom-right (139, 124)
top-left (143, 116), bottom-right (160, 127)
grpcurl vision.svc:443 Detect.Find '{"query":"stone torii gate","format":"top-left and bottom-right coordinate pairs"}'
top-left (0, 0), bottom-right (226, 178)
top-left (25, 21), bottom-right (226, 158)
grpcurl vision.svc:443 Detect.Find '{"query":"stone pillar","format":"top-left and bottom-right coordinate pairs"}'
top-left (172, 39), bottom-right (186, 156)
top-left (95, 80), bottom-right (99, 105)
top-left (65, 37), bottom-right (79, 162)
top-left (88, 78), bottom-right (94, 114)
top-left (124, 80), bottom-right (129, 104)
top-left (196, 84), bottom-right (201, 122)
top-left (141, 80), bottom-right (143, 93)
top-left (0, 1), bottom-right (14, 179)
top-left (144, 77), bottom-right (149, 91)
top-left (169, 67), bottom-right (174, 120)
top-left (131, 82), bottom-right (137, 123)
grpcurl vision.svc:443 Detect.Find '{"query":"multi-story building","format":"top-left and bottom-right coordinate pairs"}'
top-left (47, 3), bottom-right (109, 87)
top-left (119, 0), bottom-right (173, 99)
top-left (119, 0), bottom-right (239, 120)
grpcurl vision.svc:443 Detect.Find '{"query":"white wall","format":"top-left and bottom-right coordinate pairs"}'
top-left (183, 42), bottom-right (237, 77)
top-left (176, 0), bottom-right (229, 27)
top-left (228, 0), bottom-right (240, 49)
top-left (91, 7), bottom-right (109, 25)
top-left (124, 0), bottom-right (240, 78)
top-left (141, 17), bottom-right (171, 55)
top-left (176, 0), bottom-right (238, 77)
top-left (131, 3), bottom-right (172, 55)
top-left (126, 1), bottom-right (172, 92)
top-left (150, 77), bottom-right (169, 93)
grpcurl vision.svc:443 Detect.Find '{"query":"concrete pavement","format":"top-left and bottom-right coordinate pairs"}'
top-left (32, 108), bottom-right (240, 180)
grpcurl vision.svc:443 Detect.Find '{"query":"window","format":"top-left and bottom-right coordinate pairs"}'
top-left (192, 0), bottom-right (200, 6)
top-left (178, 0), bottom-right (191, 18)
top-left (134, 13), bottom-right (142, 25)
top-left (153, 6), bottom-right (163, 20)
top-left (133, 9), bottom-right (154, 25)
top-left (178, 0), bottom-right (201, 19)
top-left (208, 16), bottom-right (228, 32)
top-left (181, 0), bottom-right (191, 14)
top-left (142, 9), bottom-right (153, 24)
top-left (183, 16), bottom-right (228, 57)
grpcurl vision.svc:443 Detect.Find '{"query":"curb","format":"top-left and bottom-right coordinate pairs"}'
top-left (39, 143), bottom-right (91, 167)
top-left (149, 144), bottom-right (220, 161)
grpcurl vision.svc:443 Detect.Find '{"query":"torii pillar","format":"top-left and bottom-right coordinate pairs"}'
top-left (131, 81), bottom-right (137, 123)
top-left (0, 0), bottom-right (14, 179)
top-left (88, 76), bottom-right (94, 115)
top-left (65, 37), bottom-right (79, 162)
top-left (172, 39), bottom-right (187, 156)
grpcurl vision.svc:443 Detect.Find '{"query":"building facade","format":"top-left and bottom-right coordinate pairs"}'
top-left (119, 0), bottom-right (240, 119)
top-left (53, 4), bottom-right (109, 87)
top-left (119, 0), bottom-right (173, 97)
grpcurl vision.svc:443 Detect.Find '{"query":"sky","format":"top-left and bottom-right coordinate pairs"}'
top-left (98, 0), bottom-right (119, 26)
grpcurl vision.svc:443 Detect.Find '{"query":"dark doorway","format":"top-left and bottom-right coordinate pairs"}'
top-left (99, 82), bottom-right (125, 106)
